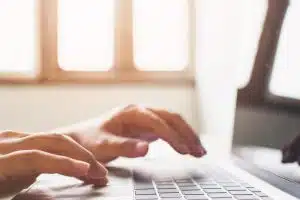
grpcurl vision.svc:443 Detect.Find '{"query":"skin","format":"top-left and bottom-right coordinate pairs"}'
top-left (282, 134), bottom-right (300, 164)
top-left (0, 105), bottom-right (206, 194)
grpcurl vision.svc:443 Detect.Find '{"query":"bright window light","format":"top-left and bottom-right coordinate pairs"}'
top-left (133, 0), bottom-right (189, 71)
top-left (58, 0), bottom-right (115, 71)
top-left (269, 0), bottom-right (300, 99)
top-left (196, 0), bottom-right (267, 88)
top-left (234, 0), bottom-right (268, 88)
top-left (0, 0), bottom-right (37, 74)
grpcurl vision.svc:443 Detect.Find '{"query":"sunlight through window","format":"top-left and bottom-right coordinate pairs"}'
top-left (196, 0), bottom-right (267, 88)
top-left (133, 0), bottom-right (189, 71)
top-left (269, 0), bottom-right (300, 99)
top-left (234, 0), bottom-right (268, 88)
top-left (58, 0), bottom-right (115, 71)
top-left (0, 0), bottom-right (36, 74)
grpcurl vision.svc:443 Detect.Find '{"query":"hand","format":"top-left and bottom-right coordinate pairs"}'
top-left (0, 132), bottom-right (107, 194)
top-left (282, 134), bottom-right (300, 164)
top-left (68, 105), bottom-right (206, 163)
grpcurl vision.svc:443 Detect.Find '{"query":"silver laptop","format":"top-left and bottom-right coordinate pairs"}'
top-left (6, 0), bottom-right (300, 199)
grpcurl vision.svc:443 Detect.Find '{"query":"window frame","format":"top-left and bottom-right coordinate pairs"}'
top-left (237, 0), bottom-right (300, 114)
top-left (0, 0), bottom-right (195, 85)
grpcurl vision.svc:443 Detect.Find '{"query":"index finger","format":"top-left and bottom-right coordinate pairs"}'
top-left (0, 133), bottom-right (107, 178)
top-left (123, 106), bottom-right (189, 154)
top-left (0, 150), bottom-right (90, 178)
top-left (148, 108), bottom-right (206, 157)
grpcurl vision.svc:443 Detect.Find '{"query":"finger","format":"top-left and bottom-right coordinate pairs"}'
top-left (0, 133), bottom-right (107, 179)
top-left (282, 134), bottom-right (300, 164)
top-left (0, 131), bottom-right (29, 141)
top-left (297, 156), bottom-right (300, 166)
top-left (148, 108), bottom-right (206, 157)
top-left (123, 106), bottom-right (189, 154)
top-left (0, 175), bottom-right (37, 195)
top-left (281, 146), bottom-right (297, 163)
top-left (79, 176), bottom-right (108, 187)
top-left (0, 150), bottom-right (90, 178)
top-left (94, 134), bottom-right (149, 161)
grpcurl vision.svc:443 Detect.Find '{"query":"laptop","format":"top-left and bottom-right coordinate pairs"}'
top-left (4, 0), bottom-right (300, 199)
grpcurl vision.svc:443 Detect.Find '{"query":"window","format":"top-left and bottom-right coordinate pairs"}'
top-left (195, 0), bottom-right (267, 89)
top-left (0, 0), bottom-right (37, 75)
top-left (269, 0), bottom-right (300, 100)
top-left (133, 0), bottom-right (189, 71)
top-left (0, 0), bottom-right (194, 84)
top-left (234, 0), bottom-right (268, 88)
top-left (236, 0), bottom-right (300, 113)
top-left (58, 0), bottom-right (115, 71)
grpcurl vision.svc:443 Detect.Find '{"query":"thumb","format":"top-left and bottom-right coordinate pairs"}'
top-left (97, 135), bottom-right (149, 158)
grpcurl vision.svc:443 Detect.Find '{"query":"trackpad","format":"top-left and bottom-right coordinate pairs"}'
top-left (13, 167), bottom-right (133, 200)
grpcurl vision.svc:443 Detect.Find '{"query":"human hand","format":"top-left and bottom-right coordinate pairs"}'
top-left (0, 132), bottom-right (107, 194)
top-left (282, 134), bottom-right (300, 164)
top-left (69, 105), bottom-right (206, 163)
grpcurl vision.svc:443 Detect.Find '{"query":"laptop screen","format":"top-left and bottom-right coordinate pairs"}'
top-left (232, 0), bottom-right (300, 184)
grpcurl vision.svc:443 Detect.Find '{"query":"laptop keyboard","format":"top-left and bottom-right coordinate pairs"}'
top-left (133, 167), bottom-right (272, 200)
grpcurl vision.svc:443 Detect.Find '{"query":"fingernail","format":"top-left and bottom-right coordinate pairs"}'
top-left (135, 142), bottom-right (149, 156)
top-left (88, 163), bottom-right (107, 179)
top-left (98, 162), bottom-right (108, 175)
top-left (180, 145), bottom-right (189, 154)
top-left (92, 177), bottom-right (109, 187)
top-left (86, 177), bottom-right (109, 187)
top-left (74, 162), bottom-right (89, 177)
top-left (198, 146), bottom-right (207, 155)
top-left (193, 146), bottom-right (206, 157)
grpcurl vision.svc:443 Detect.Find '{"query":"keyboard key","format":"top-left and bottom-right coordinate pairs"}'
top-left (247, 188), bottom-right (261, 192)
top-left (135, 194), bottom-right (158, 200)
top-left (177, 182), bottom-right (196, 187)
top-left (182, 190), bottom-right (204, 195)
top-left (155, 181), bottom-right (173, 185)
top-left (194, 178), bottom-right (214, 182)
top-left (254, 192), bottom-right (268, 197)
top-left (157, 185), bottom-right (176, 189)
top-left (229, 191), bottom-right (252, 195)
top-left (154, 178), bottom-right (173, 182)
top-left (260, 197), bottom-right (273, 200)
top-left (207, 193), bottom-right (232, 198)
top-left (135, 184), bottom-right (155, 190)
top-left (160, 193), bottom-right (182, 198)
top-left (234, 195), bottom-right (258, 200)
top-left (160, 198), bottom-right (184, 200)
top-left (135, 189), bottom-right (156, 195)
top-left (240, 183), bottom-right (253, 188)
top-left (199, 183), bottom-right (218, 187)
top-left (180, 186), bottom-right (200, 191)
top-left (175, 179), bottom-right (193, 183)
top-left (224, 186), bottom-right (246, 191)
top-left (197, 181), bottom-right (216, 185)
top-left (185, 195), bottom-right (208, 199)
top-left (157, 188), bottom-right (179, 193)
top-left (219, 183), bottom-right (240, 187)
top-left (216, 181), bottom-right (235, 184)
top-left (214, 178), bottom-right (232, 182)
top-left (200, 185), bottom-right (221, 189)
top-left (203, 188), bottom-right (226, 193)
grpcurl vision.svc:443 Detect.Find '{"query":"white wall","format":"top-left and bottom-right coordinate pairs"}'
top-left (0, 85), bottom-right (198, 133)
